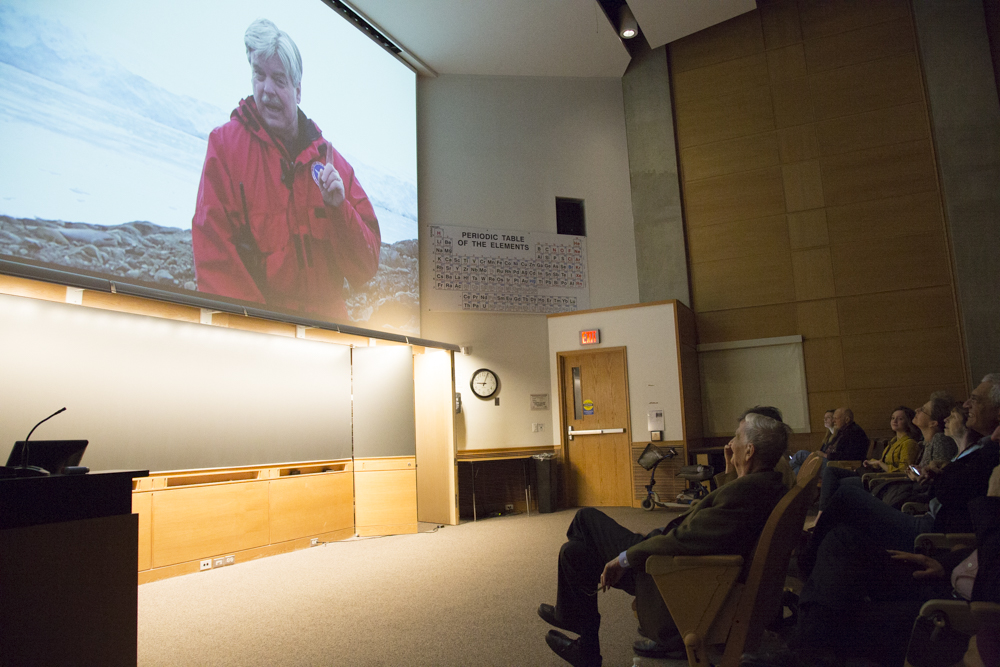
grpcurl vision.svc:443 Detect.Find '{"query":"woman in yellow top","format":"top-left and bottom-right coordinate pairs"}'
top-left (864, 406), bottom-right (921, 472)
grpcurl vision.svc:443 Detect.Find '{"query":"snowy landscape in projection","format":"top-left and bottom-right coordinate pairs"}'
top-left (0, 0), bottom-right (419, 334)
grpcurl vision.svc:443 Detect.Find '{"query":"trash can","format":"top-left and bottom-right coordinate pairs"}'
top-left (532, 454), bottom-right (558, 513)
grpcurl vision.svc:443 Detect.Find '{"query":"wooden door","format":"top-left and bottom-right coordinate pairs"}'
top-left (558, 347), bottom-right (633, 507)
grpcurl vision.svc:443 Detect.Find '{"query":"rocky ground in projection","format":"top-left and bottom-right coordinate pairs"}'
top-left (346, 238), bottom-right (419, 334)
top-left (0, 215), bottom-right (197, 287)
top-left (0, 216), bottom-right (418, 332)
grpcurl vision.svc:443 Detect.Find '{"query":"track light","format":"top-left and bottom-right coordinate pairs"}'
top-left (619, 4), bottom-right (638, 39)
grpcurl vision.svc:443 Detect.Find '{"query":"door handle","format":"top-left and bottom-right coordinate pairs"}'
top-left (568, 426), bottom-right (625, 441)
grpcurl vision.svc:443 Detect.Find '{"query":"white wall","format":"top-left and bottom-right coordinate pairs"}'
top-left (418, 74), bottom-right (639, 450)
top-left (547, 303), bottom-right (683, 446)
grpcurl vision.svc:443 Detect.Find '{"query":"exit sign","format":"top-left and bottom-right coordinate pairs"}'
top-left (580, 329), bottom-right (601, 345)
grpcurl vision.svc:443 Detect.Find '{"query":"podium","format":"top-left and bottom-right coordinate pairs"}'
top-left (0, 470), bottom-right (147, 667)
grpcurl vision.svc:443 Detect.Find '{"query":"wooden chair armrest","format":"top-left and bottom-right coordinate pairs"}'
top-left (914, 533), bottom-right (977, 552)
top-left (645, 554), bottom-right (744, 574)
top-left (902, 501), bottom-right (929, 516)
top-left (869, 477), bottom-right (906, 495)
top-left (971, 602), bottom-right (1000, 627)
top-left (919, 599), bottom-right (979, 636)
top-left (862, 472), bottom-right (906, 489)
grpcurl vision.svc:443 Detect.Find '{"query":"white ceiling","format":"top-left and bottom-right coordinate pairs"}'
top-left (347, 0), bottom-right (757, 78)
top-left (630, 0), bottom-right (756, 50)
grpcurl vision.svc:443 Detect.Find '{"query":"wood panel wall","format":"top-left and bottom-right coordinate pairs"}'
top-left (669, 0), bottom-right (967, 442)
top-left (675, 301), bottom-right (703, 448)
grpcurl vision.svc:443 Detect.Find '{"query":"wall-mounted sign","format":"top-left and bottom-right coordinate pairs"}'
top-left (580, 329), bottom-right (600, 345)
top-left (583, 399), bottom-right (594, 415)
top-left (530, 394), bottom-right (549, 411)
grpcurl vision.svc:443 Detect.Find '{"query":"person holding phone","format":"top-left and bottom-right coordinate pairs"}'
top-left (746, 378), bottom-right (1000, 666)
top-left (192, 19), bottom-right (381, 322)
top-left (876, 397), bottom-right (961, 509)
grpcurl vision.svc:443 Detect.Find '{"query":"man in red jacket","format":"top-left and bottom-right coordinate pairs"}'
top-left (192, 18), bottom-right (380, 322)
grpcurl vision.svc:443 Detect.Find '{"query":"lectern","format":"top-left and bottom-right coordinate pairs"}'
top-left (0, 470), bottom-right (147, 667)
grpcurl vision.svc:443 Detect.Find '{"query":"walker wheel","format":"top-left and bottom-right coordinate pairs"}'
top-left (641, 497), bottom-right (654, 511)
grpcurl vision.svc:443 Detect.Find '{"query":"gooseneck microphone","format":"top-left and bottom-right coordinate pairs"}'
top-left (19, 407), bottom-right (67, 470)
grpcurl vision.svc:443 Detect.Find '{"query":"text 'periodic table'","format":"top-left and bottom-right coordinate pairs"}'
top-left (427, 225), bottom-right (590, 314)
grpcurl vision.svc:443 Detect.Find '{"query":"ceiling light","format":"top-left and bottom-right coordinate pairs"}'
top-left (619, 4), bottom-right (638, 39)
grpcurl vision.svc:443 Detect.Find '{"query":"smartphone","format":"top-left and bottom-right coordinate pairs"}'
top-left (909, 465), bottom-right (920, 476)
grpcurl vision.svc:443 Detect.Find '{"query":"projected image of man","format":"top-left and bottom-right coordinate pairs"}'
top-left (192, 18), bottom-right (381, 321)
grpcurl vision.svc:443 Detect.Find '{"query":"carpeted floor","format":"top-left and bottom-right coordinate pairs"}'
top-left (137, 506), bottom-right (689, 666)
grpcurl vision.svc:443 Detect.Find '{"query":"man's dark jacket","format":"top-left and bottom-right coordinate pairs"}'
top-left (825, 421), bottom-right (869, 461)
top-left (627, 470), bottom-right (788, 643)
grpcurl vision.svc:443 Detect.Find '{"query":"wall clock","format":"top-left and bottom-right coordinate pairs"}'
top-left (470, 368), bottom-right (499, 399)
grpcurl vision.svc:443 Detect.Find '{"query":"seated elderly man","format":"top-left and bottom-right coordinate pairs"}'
top-left (788, 407), bottom-right (868, 478)
top-left (764, 373), bottom-right (1000, 664)
top-left (539, 410), bottom-right (791, 667)
top-left (714, 406), bottom-right (795, 490)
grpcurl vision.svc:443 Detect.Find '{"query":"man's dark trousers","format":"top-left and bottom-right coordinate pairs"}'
top-left (555, 507), bottom-right (678, 647)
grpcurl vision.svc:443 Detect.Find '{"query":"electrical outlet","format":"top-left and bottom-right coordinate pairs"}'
top-left (213, 557), bottom-right (226, 568)
top-left (505, 504), bottom-right (514, 512)
top-left (224, 555), bottom-right (235, 566)
top-left (310, 538), bottom-right (319, 547)
top-left (200, 559), bottom-right (212, 571)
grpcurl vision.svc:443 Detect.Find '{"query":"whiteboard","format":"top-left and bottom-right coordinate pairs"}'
top-left (698, 336), bottom-right (809, 436)
top-left (353, 345), bottom-right (416, 458)
top-left (0, 294), bottom-right (353, 471)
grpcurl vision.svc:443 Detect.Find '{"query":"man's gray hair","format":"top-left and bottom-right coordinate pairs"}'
top-left (742, 412), bottom-right (791, 470)
top-left (245, 18), bottom-right (303, 88)
top-left (982, 373), bottom-right (1000, 407)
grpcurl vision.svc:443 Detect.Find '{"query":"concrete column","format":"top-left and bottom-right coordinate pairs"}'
top-left (913, 0), bottom-right (1000, 384)
top-left (622, 44), bottom-right (691, 306)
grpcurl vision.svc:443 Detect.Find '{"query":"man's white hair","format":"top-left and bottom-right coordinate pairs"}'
top-left (742, 412), bottom-right (790, 470)
top-left (982, 373), bottom-right (1000, 407)
top-left (245, 18), bottom-right (303, 88)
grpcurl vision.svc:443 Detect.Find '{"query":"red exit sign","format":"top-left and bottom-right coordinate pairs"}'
top-left (580, 329), bottom-right (601, 345)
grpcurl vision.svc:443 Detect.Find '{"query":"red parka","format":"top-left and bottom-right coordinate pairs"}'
top-left (192, 97), bottom-right (380, 321)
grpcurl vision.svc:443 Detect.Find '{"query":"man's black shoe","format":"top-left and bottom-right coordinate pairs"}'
top-left (633, 637), bottom-right (685, 659)
top-left (538, 603), bottom-right (581, 635)
top-left (545, 630), bottom-right (602, 667)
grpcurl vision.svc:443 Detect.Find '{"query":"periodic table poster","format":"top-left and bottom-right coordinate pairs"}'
top-left (427, 225), bottom-right (589, 314)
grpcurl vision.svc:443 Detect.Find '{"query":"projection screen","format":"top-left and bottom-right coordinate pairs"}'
top-left (0, 0), bottom-right (418, 335)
